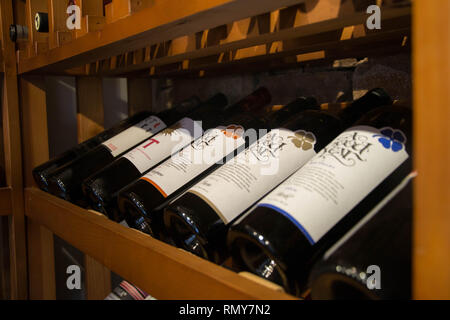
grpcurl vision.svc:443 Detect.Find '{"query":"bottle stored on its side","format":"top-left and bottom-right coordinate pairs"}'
top-left (83, 88), bottom-right (271, 221)
top-left (105, 281), bottom-right (153, 300)
top-left (33, 110), bottom-right (156, 191)
top-left (118, 97), bottom-right (317, 239)
top-left (338, 88), bottom-right (392, 128)
top-left (163, 109), bottom-right (345, 264)
top-left (227, 105), bottom-right (412, 296)
top-left (35, 12), bottom-right (49, 33)
top-left (308, 173), bottom-right (414, 300)
top-left (9, 24), bottom-right (29, 42)
top-left (47, 96), bottom-right (204, 206)
top-left (163, 89), bottom-right (390, 264)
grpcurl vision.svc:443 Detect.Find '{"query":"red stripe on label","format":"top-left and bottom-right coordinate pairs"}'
top-left (120, 281), bottom-right (144, 300)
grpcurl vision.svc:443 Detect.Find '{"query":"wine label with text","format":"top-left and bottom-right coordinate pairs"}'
top-left (103, 116), bottom-right (166, 157)
top-left (188, 128), bottom-right (317, 224)
top-left (257, 126), bottom-right (409, 244)
top-left (141, 125), bottom-right (246, 197)
top-left (123, 117), bottom-right (203, 173)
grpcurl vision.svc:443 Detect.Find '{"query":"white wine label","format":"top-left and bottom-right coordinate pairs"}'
top-left (141, 125), bottom-right (246, 197)
top-left (257, 126), bottom-right (409, 244)
top-left (123, 117), bottom-right (203, 173)
top-left (103, 116), bottom-right (166, 157)
top-left (188, 128), bottom-right (317, 224)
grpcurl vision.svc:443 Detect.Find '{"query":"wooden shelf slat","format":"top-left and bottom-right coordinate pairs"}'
top-left (142, 22), bottom-right (409, 79)
top-left (18, 0), bottom-right (307, 74)
top-left (102, 5), bottom-right (411, 76)
top-left (0, 187), bottom-right (12, 216)
top-left (24, 188), bottom-right (296, 300)
top-left (1, 0), bottom-right (29, 299)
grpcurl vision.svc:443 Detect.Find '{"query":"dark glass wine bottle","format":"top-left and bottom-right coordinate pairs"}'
top-left (227, 105), bottom-right (412, 296)
top-left (118, 97), bottom-right (318, 239)
top-left (83, 88), bottom-right (271, 221)
top-left (163, 113), bottom-right (343, 263)
top-left (9, 24), bottom-right (29, 42)
top-left (338, 88), bottom-right (392, 128)
top-left (33, 110), bottom-right (156, 191)
top-left (308, 173), bottom-right (414, 300)
top-left (47, 96), bottom-right (205, 206)
top-left (35, 12), bottom-right (49, 33)
top-left (163, 89), bottom-right (392, 265)
top-left (104, 281), bottom-right (151, 300)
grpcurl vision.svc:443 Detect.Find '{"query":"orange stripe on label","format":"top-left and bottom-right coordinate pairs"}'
top-left (141, 177), bottom-right (168, 198)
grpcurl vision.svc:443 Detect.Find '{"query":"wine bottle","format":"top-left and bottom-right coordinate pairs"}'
top-left (33, 110), bottom-right (156, 191)
top-left (9, 24), bottom-right (29, 42)
top-left (83, 88), bottom-right (271, 221)
top-left (163, 112), bottom-right (345, 264)
top-left (104, 281), bottom-right (150, 300)
top-left (163, 89), bottom-right (390, 265)
top-left (118, 97), bottom-right (318, 239)
top-left (338, 88), bottom-right (392, 128)
top-left (47, 96), bottom-right (205, 206)
top-left (227, 105), bottom-right (412, 296)
top-left (35, 12), bottom-right (49, 33)
top-left (308, 172), bottom-right (415, 300)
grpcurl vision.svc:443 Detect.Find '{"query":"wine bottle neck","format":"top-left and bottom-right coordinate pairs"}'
top-left (268, 97), bottom-right (319, 128)
top-left (225, 87), bottom-right (271, 116)
top-left (183, 234), bottom-right (208, 258)
top-left (134, 216), bottom-right (155, 237)
top-left (339, 89), bottom-right (392, 128)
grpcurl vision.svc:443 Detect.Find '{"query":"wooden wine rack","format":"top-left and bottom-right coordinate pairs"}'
top-left (0, 0), bottom-right (448, 300)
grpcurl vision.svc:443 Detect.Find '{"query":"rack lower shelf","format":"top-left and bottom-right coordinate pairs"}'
top-left (24, 188), bottom-right (295, 300)
top-left (0, 187), bottom-right (12, 216)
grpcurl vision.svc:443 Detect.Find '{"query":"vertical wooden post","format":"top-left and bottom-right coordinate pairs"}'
top-left (73, 0), bottom-right (105, 39)
top-left (84, 253), bottom-right (111, 300)
top-left (78, 0), bottom-right (103, 16)
top-left (0, 0), bottom-right (28, 300)
top-left (0, 217), bottom-right (10, 299)
top-left (12, 0), bottom-right (28, 60)
top-left (413, 0), bottom-right (450, 299)
top-left (76, 77), bottom-right (104, 141)
top-left (20, 76), bottom-right (56, 300)
top-left (76, 77), bottom-right (111, 299)
top-left (127, 78), bottom-right (153, 115)
top-left (25, 0), bottom-right (49, 57)
top-left (48, 0), bottom-right (72, 48)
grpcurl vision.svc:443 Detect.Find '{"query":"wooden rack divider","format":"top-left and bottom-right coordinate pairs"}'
top-left (0, 0), bottom-right (448, 300)
top-left (0, 188), bottom-right (12, 216)
top-left (1, 0), bottom-right (28, 300)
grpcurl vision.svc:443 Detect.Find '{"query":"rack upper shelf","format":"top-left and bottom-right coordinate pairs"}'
top-left (17, 0), bottom-right (411, 77)
top-left (18, 0), bottom-right (309, 74)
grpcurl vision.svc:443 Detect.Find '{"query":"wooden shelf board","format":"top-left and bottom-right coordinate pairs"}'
top-left (0, 187), bottom-right (12, 216)
top-left (18, 0), bottom-right (307, 74)
top-left (25, 188), bottom-right (296, 300)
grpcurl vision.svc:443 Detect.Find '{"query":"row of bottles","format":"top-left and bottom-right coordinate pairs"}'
top-left (33, 87), bottom-right (412, 298)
